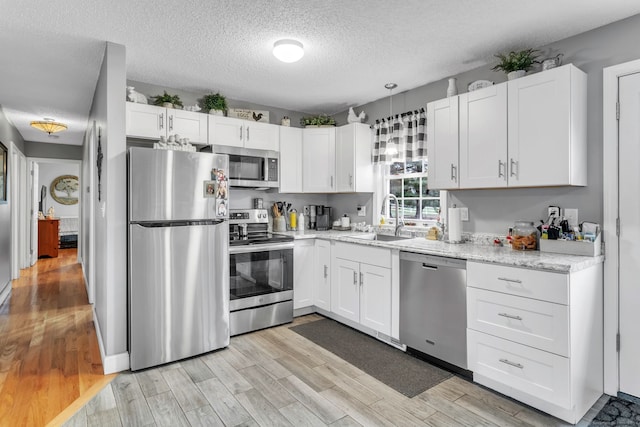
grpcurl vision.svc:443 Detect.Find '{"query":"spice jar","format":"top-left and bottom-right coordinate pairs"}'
top-left (512, 221), bottom-right (538, 251)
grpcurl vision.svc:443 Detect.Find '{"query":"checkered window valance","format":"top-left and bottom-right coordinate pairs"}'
top-left (372, 108), bottom-right (426, 164)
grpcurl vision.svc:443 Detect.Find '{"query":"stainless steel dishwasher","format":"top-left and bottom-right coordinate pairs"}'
top-left (399, 251), bottom-right (468, 372)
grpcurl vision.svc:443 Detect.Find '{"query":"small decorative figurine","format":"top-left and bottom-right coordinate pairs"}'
top-left (347, 107), bottom-right (366, 123)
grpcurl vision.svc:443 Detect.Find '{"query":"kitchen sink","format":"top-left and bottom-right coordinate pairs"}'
top-left (349, 233), bottom-right (412, 242)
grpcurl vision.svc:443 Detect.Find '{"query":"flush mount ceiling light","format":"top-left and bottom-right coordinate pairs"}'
top-left (30, 118), bottom-right (67, 134)
top-left (273, 39), bottom-right (304, 63)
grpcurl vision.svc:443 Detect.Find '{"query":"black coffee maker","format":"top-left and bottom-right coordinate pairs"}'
top-left (316, 205), bottom-right (332, 230)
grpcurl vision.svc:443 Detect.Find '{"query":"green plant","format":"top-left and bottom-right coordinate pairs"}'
top-left (491, 49), bottom-right (540, 73)
top-left (300, 114), bottom-right (336, 127)
top-left (201, 92), bottom-right (227, 112)
top-left (152, 91), bottom-right (183, 108)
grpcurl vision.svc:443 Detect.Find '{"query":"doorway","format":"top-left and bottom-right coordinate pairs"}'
top-left (617, 71), bottom-right (640, 399)
top-left (603, 58), bottom-right (640, 397)
top-left (26, 158), bottom-right (82, 266)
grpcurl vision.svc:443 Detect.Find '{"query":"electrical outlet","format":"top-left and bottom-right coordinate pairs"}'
top-left (563, 208), bottom-right (579, 227)
top-left (357, 205), bottom-right (366, 217)
top-left (460, 207), bottom-right (469, 221)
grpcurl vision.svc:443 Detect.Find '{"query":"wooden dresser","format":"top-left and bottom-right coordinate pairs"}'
top-left (38, 219), bottom-right (59, 258)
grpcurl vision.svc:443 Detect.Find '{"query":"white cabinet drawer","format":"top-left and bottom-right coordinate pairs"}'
top-left (467, 287), bottom-right (569, 357)
top-left (333, 242), bottom-right (391, 268)
top-left (468, 329), bottom-right (570, 408)
top-left (467, 262), bottom-right (568, 304)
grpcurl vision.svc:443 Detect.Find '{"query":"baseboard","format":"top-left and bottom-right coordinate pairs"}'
top-left (0, 280), bottom-right (11, 307)
top-left (81, 262), bottom-right (92, 304)
top-left (92, 306), bottom-right (130, 374)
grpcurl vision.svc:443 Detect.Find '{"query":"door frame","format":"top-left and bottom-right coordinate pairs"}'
top-left (9, 141), bottom-right (27, 278)
top-left (602, 57), bottom-right (640, 395)
top-left (28, 157), bottom-right (83, 265)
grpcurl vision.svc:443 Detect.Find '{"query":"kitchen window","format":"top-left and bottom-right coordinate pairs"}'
top-left (383, 160), bottom-right (444, 226)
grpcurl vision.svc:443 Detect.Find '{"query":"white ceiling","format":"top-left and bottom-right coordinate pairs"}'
top-left (1, 0), bottom-right (640, 146)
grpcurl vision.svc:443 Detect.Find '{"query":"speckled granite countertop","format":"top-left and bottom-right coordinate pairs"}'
top-left (277, 230), bottom-right (604, 273)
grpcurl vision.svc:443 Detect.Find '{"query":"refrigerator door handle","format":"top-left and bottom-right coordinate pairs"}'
top-left (132, 219), bottom-right (225, 228)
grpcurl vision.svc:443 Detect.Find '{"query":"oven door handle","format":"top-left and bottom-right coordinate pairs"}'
top-left (229, 242), bottom-right (294, 254)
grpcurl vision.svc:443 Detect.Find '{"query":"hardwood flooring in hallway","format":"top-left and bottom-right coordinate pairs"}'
top-left (0, 249), bottom-right (114, 427)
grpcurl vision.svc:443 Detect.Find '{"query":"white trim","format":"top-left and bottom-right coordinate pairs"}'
top-left (9, 141), bottom-right (26, 279)
top-left (602, 57), bottom-right (640, 395)
top-left (92, 305), bottom-right (129, 374)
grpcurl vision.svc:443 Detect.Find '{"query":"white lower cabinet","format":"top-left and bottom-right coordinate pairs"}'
top-left (293, 239), bottom-right (315, 310)
top-left (466, 261), bottom-right (603, 424)
top-left (331, 242), bottom-right (392, 336)
top-left (314, 239), bottom-right (331, 311)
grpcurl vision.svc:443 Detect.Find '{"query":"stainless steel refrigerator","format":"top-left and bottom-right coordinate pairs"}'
top-left (128, 147), bottom-right (230, 371)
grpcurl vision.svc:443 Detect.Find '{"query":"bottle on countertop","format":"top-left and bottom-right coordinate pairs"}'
top-left (298, 212), bottom-right (305, 232)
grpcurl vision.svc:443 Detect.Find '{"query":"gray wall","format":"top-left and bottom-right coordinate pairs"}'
top-left (127, 80), bottom-right (308, 128)
top-left (85, 42), bottom-right (128, 362)
top-left (0, 106), bottom-right (26, 295)
top-left (24, 141), bottom-right (82, 160)
top-left (37, 161), bottom-right (80, 217)
top-left (336, 14), bottom-right (640, 235)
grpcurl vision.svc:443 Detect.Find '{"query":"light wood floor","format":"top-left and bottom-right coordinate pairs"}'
top-left (0, 249), bottom-right (113, 427)
top-left (62, 314), bottom-right (606, 427)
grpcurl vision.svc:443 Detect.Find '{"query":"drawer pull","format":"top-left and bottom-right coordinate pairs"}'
top-left (499, 358), bottom-right (524, 369)
top-left (498, 312), bottom-right (523, 321)
top-left (498, 277), bottom-right (522, 284)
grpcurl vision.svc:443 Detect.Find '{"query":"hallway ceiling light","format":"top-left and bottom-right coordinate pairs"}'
top-left (273, 39), bottom-right (304, 63)
top-left (30, 118), bottom-right (67, 134)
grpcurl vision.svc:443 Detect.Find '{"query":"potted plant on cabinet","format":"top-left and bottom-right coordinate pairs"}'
top-left (152, 91), bottom-right (183, 109)
top-left (202, 92), bottom-right (227, 116)
top-left (491, 48), bottom-right (540, 80)
top-left (300, 114), bottom-right (336, 127)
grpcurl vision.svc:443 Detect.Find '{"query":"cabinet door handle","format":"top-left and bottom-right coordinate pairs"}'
top-left (498, 312), bottom-right (523, 321)
top-left (499, 358), bottom-right (524, 369)
top-left (450, 164), bottom-right (457, 182)
top-left (323, 265), bottom-right (328, 278)
top-left (349, 174), bottom-right (353, 187)
top-left (498, 160), bottom-right (505, 178)
top-left (359, 272), bottom-right (363, 287)
top-left (331, 176), bottom-right (334, 188)
top-left (247, 127), bottom-right (250, 140)
top-left (240, 126), bottom-right (243, 140)
top-left (159, 113), bottom-right (164, 130)
top-left (510, 158), bottom-right (518, 178)
top-left (497, 277), bottom-right (522, 284)
top-left (353, 271), bottom-right (357, 285)
top-left (169, 115), bottom-right (173, 131)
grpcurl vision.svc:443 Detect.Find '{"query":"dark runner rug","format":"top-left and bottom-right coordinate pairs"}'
top-left (590, 395), bottom-right (640, 426)
top-left (290, 318), bottom-right (452, 398)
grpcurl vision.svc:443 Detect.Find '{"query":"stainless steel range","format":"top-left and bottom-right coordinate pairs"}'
top-left (228, 209), bottom-right (294, 336)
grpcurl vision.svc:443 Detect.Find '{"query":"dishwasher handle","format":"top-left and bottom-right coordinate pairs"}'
top-left (400, 251), bottom-right (466, 269)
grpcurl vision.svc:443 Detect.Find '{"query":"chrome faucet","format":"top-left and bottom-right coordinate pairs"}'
top-left (381, 194), bottom-right (404, 236)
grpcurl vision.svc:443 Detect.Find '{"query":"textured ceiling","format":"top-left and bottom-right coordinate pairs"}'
top-left (1, 0), bottom-right (640, 146)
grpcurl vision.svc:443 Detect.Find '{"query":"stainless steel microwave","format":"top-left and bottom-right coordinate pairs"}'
top-left (209, 145), bottom-right (279, 189)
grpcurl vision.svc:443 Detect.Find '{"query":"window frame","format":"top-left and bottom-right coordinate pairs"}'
top-left (382, 159), bottom-right (445, 227)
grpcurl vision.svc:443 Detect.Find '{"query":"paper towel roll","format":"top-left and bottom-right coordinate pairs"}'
top-left (448, 208), bottom-right (462, 242)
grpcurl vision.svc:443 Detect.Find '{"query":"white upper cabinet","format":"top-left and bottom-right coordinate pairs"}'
top-left (126, 102), bottom-right (208, 144)
top-left (208, 115), bottom-right (279, 151)
top-left (279, 127), bottom-right (303, 193)
top-left (302, 127), bottom-right (336, 193)
top-left (507, 64), bottom-right (587, 187)
top-left (335, 123), bottom-right (374, 192)
top-left (459, 84), bottom-right (508, 188)
top-left (428, 64), bottom-right (587, 190)
top-left (427, 96), bottom-right (459, 189)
